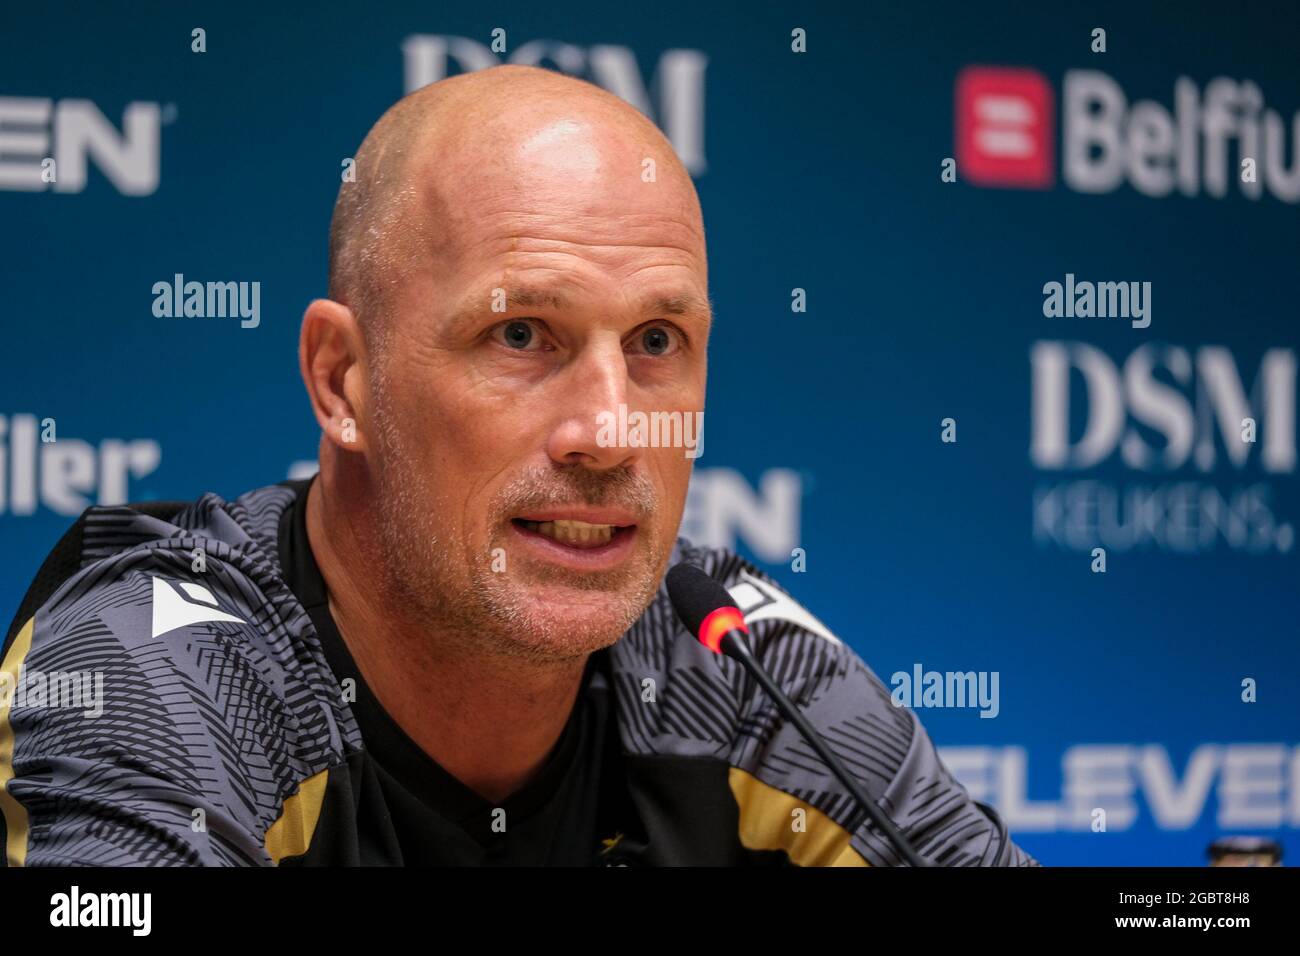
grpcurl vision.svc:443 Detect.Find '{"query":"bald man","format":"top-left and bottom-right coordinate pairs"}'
top-left (1, 66), bottom-right (1036, 867)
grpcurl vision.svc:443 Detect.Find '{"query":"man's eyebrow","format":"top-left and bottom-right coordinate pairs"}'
top-left (506, 287), bottom-right (711, 318)
top-left (443, 287), bottom-right (566, 335)
top-left (646, 292), bottom-right (712, 320)
top-left (503, 287), bottom-right (570, 311)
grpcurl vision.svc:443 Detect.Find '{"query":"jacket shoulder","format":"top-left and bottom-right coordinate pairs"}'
top-left (611, 541), bottom-right (1038, 867)
top-left (0, 481), bottom-right (355, 866)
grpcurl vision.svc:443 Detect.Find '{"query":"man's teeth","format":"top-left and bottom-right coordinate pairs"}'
top-left (520, 518), bottom-right (615, 547)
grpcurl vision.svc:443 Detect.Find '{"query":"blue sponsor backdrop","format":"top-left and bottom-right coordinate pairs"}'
top-left (3, 1), bottom-right (1297, 865)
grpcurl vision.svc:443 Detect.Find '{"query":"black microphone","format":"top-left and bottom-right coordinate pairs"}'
top-left (665, 562), bottom-right (931, 867)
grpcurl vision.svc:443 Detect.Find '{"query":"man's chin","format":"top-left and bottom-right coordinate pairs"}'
top-left (487, 578), bottom-right (653, 660)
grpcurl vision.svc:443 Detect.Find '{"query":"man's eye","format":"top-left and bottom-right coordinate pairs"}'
top-left (492, 319), bottom-right (544, 351)
top-left (634, 325), bottom-right (680, 356)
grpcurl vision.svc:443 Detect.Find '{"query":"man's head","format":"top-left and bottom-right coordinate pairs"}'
top-left (300, 65), bottom-right (710, 664)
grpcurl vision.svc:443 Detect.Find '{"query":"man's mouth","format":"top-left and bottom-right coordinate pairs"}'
top-left (508, 507), bottom-right (641, 571)
top-left (512, 518), bottom-right (636, 551)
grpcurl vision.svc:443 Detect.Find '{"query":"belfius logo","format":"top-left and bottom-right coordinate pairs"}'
top-left (956, 66), bottom-right (1300, 202)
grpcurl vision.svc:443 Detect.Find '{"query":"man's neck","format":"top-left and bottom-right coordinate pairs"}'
top-left (303, 472), bottom-right (588, 805)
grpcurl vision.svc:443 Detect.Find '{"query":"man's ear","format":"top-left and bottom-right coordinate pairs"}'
top-left (299, 298), bottom-right (372, 454)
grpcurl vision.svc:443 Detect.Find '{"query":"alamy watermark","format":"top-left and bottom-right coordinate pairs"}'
top-left (152, 273), bottom-right (261, 328)
top-left (0, 668), bottom-right (104, 718)
top-left (1042, 273), bottom-right (1151, 329)
top-left (890, 663), bottom-right (1000, 718)
top-left (596, 404), bottom-right (703, 459)
top-left (50, 886), bottom-right (151, 935)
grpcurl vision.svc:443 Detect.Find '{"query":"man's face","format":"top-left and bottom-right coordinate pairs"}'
top-left (366, 115), bottom-right (709, 662)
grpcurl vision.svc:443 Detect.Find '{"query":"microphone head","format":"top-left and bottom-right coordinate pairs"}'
top-left (665, 562), bottom-right (748, 654)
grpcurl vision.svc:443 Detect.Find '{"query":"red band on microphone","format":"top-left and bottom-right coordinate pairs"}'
top-left (698, 606), bottom-right (748, 654)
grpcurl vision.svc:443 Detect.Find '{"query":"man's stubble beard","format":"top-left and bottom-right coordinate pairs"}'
top-left (367, 384), bottom-right (668, 665)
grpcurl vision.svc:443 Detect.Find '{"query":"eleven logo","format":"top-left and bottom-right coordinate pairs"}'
top-left (956, 65), bottom-right (1300, 202)
top-left (0, 97), bottom-right (161, 195)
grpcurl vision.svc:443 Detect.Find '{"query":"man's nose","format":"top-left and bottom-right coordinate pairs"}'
top-left (545, 340), bottom-right (637, 470)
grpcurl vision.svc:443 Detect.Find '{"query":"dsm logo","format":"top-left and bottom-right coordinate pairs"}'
top-left (402, 35), bottom-right (707, 175)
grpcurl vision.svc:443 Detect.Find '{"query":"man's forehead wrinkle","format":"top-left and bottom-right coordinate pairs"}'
top-left (459, 211), bottom-right (708, 258)
top-left (455, 280), bottom-right (708, 321)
